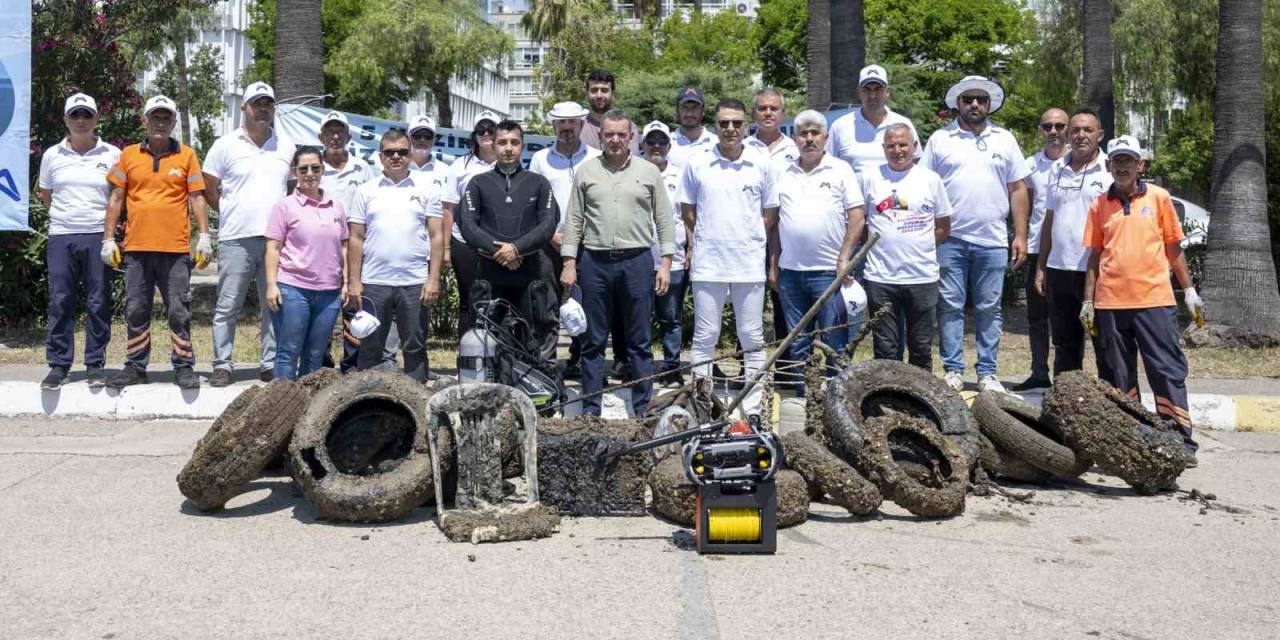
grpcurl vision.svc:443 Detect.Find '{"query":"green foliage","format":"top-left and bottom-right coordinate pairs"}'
top-left (614, 66), bottom-right (760, 127)
top-left (153, 44), bottom-right (225, 152)
top-left (650, 11), bottom-right (759, 78)
top-left (756, 0), bottom-right (807, 91)
top-left (1148, 104), bottom-right (1214, 202)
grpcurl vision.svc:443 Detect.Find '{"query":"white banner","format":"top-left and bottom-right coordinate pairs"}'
top-left (0, 0), bottom-right (31, 231)
top-left (275, 104), bottom-right (555, 168)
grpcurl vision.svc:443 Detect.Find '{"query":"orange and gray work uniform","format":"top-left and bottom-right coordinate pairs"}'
top-left (1083, 180), bottom-right (1195, 448)
top-left (107, 137), bottom-right (205, 369)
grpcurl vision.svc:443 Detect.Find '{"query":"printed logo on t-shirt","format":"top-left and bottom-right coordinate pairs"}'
top-left (409, 194), bottom-right (428, 207)
top-left (819, 181), bottom-right (832, 190)
top-left (95, 162), bottom-right (110, 171)
top-left (1090, 180), bottom-right (1106, 190)
top-left (1140, 205), bottom-right (1154, 218)
top-left (875, 192), bottom-right (905, 214)
top-left (167, 168), bottom-right (184, 178)
top-left (992, 152), bottom-right (1006, 162)
top-left (741, 184), bottom-right (760, 195)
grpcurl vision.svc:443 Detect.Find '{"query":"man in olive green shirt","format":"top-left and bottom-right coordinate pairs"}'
top-left (561, 110), bottom-right (675, 416)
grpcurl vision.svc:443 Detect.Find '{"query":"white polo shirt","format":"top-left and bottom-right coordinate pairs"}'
top-left (745, 134), bottom-right (799, 164)
top-left (1044, 153), bottom-right (1112, 272)
top-left (202, 128), bottom-right (296, 241)
top-left (321, 155), bottom-right (376, 217)
top-left (348, 173), bottom-right (443, 287)
top-left (410, 157), bottom-right (451, 194)
top-left (442, 155), bottom-right (494, 241)
top-left (861, 163), bottom-right (953, 285)
top-left (826, 108), bottom-right (920, 177)
top-left (1025, 149), bottom-right (1060, 255)
top-left (680, 145), bottom-right (778, 283)
top-left (920, 120), bottom-right (1030, 248)
top-left (37, 138), bottom-right (122, 235)
top-left (667, 127), bottom-right (718, 172)
top-left (528, 141), bottom-right (601, 229)
top-left (774, 153), bottom-right (862, 271)
top-left (651, 162), bottom-right (686, 271)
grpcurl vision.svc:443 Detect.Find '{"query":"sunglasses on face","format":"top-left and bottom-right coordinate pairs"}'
top-left (67, 110), bottom-right (95, 119)
top-left (717, 119), bottom-right (746, 129)
top-left (960, 95), bottom-right (990, 105)
top-left (1040, 123), bottom-right (1067, 131)
top-left (411, 131), bottom-right (435, 140)
top-left (381, 148), bottom-right (411, 158)
top-left (295, 164), bottom-right (323, 175)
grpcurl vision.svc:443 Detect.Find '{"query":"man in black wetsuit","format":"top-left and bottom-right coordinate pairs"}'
top-left (458, 120), bottom-right (559, 345)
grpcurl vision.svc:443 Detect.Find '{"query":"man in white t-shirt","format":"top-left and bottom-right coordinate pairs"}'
top-left (1035, 107), bottom-right (1113, 378)
top-left (407, 114), bottom-right (451, 192)
top-left (202, 82), bottom-right (297, 386)
top-left (640, 121), bottom-right (689, 388)
top-left (681, 99), bottom-right (779, 420)
top-left (769, 110), bottom-right (865, 395)
top-left (1012, 107), bottom-right (1069, 391)
top-left (745, 87), bottom-right (799, 163)
top-left (36, 93), bottom-right (122, 389)
top-left (345, 129), bottom-right (445, 382)
top-left (920, 76), bottom-right (1031, 392)
top-left (861, 124), bottom-right (953, 369)
top-left (826, 65), bottom-right (921, 178)
top-left (667, 87), bottom-right (718, 172)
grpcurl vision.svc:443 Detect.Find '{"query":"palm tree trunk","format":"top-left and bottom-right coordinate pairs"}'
top-left (1081, 0), bottom-right (1115, 136)
top-left (829, 0), bottom-right (864, 107)
top-left (806, 0), bottom-right (832, 111)
top-left (274, 0), bottom-right (324, 102)
top-left (1203, 0), bottom-right (1280, 333)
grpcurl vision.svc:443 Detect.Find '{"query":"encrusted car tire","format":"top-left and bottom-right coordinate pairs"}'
top-left (977, 433), bottom-right (1056, 484)
top-left (782, 432), bottom-right (881, 515)
top-left (648, 458), bottom-right (809, 528)
top-left (973, 391), bottom-right (1090, 478)
top-left (288, 371), bottom-right (452, 522)
top-left (297, 367), bottom-right (342, 395)
top-left (1042, 371), bottom-right (1191, 495)
top-left (178, 381), bottom-right (307, 511)
top-left (824, 360), bottom-right (982, 467)
top-left (856, 414), bottom-right (968, 518)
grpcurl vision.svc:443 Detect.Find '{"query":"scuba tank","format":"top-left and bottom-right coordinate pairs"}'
top-left (457, 326), bottom-right (497, 383)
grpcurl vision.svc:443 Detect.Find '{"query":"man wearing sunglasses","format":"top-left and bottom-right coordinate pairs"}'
top-left (921, 75), bottom-right (1031, 393)
top-left (345, 129), bottom-right (445, 382)
top-left (407, 114), bottom-right (449, 191)
top-left (1011, 107), bottom-right (1069, 391)
top-left (681, 99), bottom-right (780, 423)
top-left (203, 82), bottom-right (297, 387)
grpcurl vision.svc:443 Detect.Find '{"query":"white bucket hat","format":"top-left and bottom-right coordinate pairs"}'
top-left (944, 75), bottom-right (1005, 114)
top-left (546, 101), bottom-right (589, 121)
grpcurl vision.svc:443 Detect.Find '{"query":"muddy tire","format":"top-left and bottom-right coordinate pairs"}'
top-left (856, 414), bottom-right (968, 518)
top-left (824, 360), bottom-right (982, 466)
top-left (297, 367), bottom-right (342, 395)
top-left (977, 433), bottom-right (1055, 483)
top-left (1042, 371), bottom-right (1190, 495)
top-left (782, 432), bottom-right (881, 515)
top-left (972, 391), bottom-right (1089, 478)
top-left (287, 371), bottom-right (451, 522)
top-left (648, 458), bottom-right (809, 528)
top-left (178, 381), bottom-right (308, 511)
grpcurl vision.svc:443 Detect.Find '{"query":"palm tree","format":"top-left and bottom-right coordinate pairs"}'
top-left (1202, 0), bottom-right (1280, 333)
top-left (275, 0), bottom-right (324, 101)
top-left (806, 0), bottom-right (831, 110)
top-left (522, 0), bottom-right (600, 43)
top-left (1081, 0), bottom-right (1114, 136)
top-left (829, 0), bottom-right (864, 108)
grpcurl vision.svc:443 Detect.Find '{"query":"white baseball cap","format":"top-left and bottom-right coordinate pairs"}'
top-left (319, 110), bottom-right (349, 133)
top-left (243, 81), bottom-right (275, 104)
top-left (858, 65), bottom-right (889, 86)
top-left (407, 114), bottom-right (437, 134)
top-left (944, 75), bottom-right (1006, 114)
top-left (1106, 135), bottom-right (1145, 160)
top-left (641, 121), bottom-right (671, 142)
top-left (64, 93), bottom-right (98, 116)
top-left (143, 95), bottom-right (179, 117)
top-left (474, 110), bottom-right (501, 129)
top-left (546, 101), bottom-right (589, 121)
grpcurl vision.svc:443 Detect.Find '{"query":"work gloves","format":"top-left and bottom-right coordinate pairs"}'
top-left (100, 239), bottom-right (121, 269)
top-left (195, 232), bottom-right (214, 269)
top-left (1079, 300), bottom-right (1096, 337)
top-left (1183, 286), bottom-right (1205, 327)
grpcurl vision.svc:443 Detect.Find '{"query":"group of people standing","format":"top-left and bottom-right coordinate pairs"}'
top-left (35, 64), bottom-right (1201, 459)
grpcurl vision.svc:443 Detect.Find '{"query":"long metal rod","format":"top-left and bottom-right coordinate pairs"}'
top-left (723, 232), bottom-right (879, 415)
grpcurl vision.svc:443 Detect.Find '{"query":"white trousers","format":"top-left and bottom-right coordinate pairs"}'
top-left (691, 280), bottom-right (766, 416)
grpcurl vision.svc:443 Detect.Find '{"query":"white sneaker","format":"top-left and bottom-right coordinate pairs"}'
top-left (943, 371), bottom-right (964, 391)
top-left (979, 375), bottom-right (1007, 394)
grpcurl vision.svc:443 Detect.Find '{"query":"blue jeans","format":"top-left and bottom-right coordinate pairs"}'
top-left (779, 269), bottom-right (854, 390)
top-left (271, 283), bottom-right (342, 380)
top-left (654, 268), bottom-right (687, 373)
top-left (213, 237), bottom-right (275, 372)
top-left (937, 237), bottom-right (1007, 377)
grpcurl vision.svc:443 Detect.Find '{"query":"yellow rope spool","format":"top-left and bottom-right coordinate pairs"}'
top-left (706, 507), bottom-right (762, 543)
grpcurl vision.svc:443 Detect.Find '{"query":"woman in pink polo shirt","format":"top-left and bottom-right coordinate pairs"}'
top-left (265, 147), bottom-right (349, 379)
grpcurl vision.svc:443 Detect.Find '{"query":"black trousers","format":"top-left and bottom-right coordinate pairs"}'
top-left (864, 280), bottom-right (938, 370)
top-left (453, 240), bottom-right (481, 336)
top-left (549, 244), bottom-right (628, 369)
top-left (46, 233), bottom-right (113, 368)
top-left (1096, 306), bottom-right (1195, 446)
top-left (1045, 267), bottom-right (1108, 377)
top-left (579, 249), bottom-right (654, 416)
top-left (1024, 254), bottom-right (1050, 378)
top-left (357, 283), bottom-right (430, 381)
top-left (123, 252), bottom-right (193, 369)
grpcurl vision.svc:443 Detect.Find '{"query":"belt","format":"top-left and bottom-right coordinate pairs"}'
top-left (586, 247), bottom-right (648, 260)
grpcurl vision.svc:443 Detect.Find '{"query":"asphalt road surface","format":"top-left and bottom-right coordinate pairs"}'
top-left (3, 417), bottom-right (1278, 639)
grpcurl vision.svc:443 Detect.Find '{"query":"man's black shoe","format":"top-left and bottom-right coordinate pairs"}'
top-left (258, 369), bottom-right (274, 383)
top-left (175, 366), bottom-right (200, 390)
top-left (1010, 375), bottom-right (1052, 392)
top-left (41, 366), bottom-right (69, 390)
top-left (107, 365), bottom-right (148, 389)
top-left (608, 360), bottom-right (631, 383)
top-left (562, 361), bottom-right (582, 380)
top-left (661, 369), bottom-right (685, 389)
top-left (85, 365), bottom-right (107, 389)
top-left (209, 368), bottom-right (233, 388)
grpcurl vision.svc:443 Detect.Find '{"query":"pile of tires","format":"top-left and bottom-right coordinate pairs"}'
top-left (971, 391), bottom-right (1091, 484)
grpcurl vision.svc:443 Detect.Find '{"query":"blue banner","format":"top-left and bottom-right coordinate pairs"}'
top-left (0, 0), bottom-right (31, 230)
